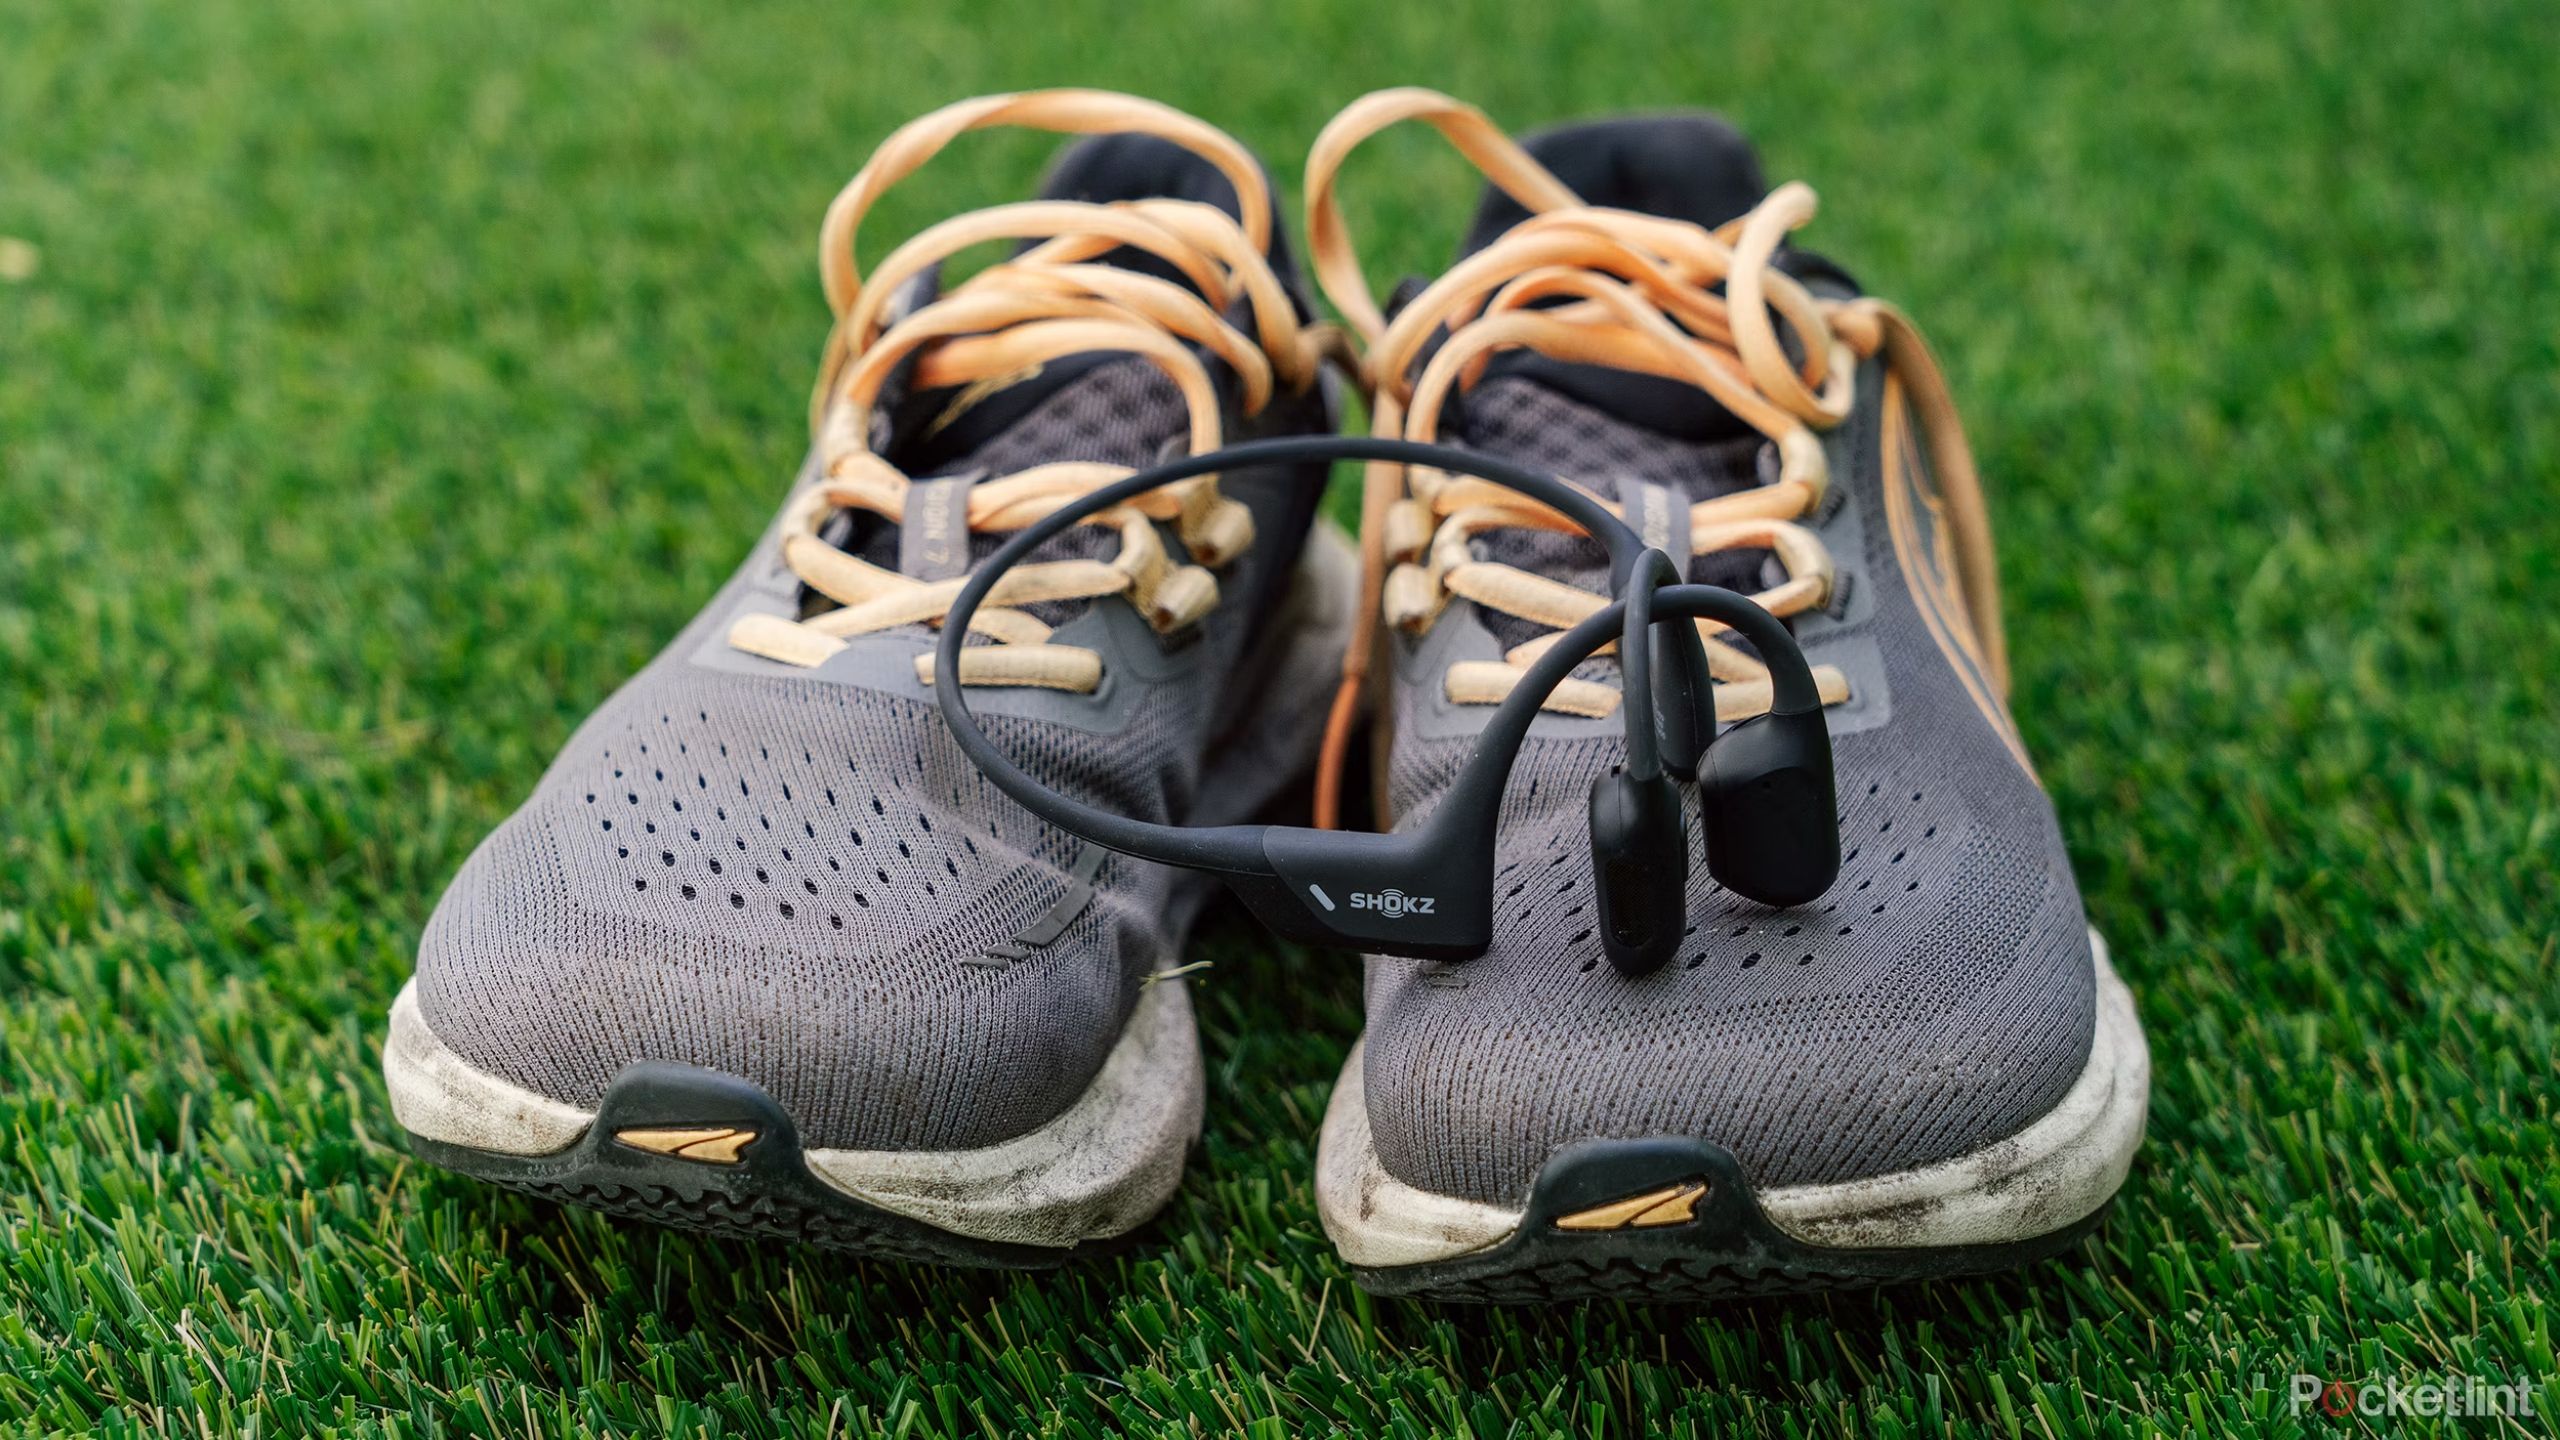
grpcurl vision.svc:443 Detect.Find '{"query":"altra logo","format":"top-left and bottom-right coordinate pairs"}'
top-left (1349, 889), bottom-right (1435, 918)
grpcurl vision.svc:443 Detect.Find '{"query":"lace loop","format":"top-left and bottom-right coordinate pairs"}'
top-left (727, 92), bottom-right (1313, 690)
top-left (1303, 88), bottom-right (2010, 827)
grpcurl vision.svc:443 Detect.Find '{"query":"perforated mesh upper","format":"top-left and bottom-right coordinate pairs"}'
top-left (419, 664), bottom-right (1193, 1148)
top-left (414, 352), bottom-right (1330, 1150)
top-left (1449, 378), bottom-right (1771, 668)
top-left (1362, 369), bottom-right (2098, 1202)
top-left (844, 357), bottom-right (1187, 621)
top-left (953, 357), bottom-right (1188, 479)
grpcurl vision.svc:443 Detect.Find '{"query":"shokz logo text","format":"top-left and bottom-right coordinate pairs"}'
top-left (1349, 889), bottom-right (1436, 917)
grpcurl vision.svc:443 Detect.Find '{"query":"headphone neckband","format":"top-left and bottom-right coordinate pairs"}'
top-left (932, 435), bottom-right (1839, 973)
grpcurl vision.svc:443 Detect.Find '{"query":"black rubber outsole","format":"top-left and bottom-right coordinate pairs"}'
top-left (404, 1060), bottom-right (1138, 1270)
top-left (1352, 1136), bottom-right (2112, 1304)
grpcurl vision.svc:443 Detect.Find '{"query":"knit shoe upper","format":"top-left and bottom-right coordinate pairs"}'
top-left (1310, 95), bottom-right (2098, 1205)
top-left (412, 97), bottom-right (1336, 1152)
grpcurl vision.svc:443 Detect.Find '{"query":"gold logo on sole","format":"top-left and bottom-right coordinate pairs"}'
top-left (1553, 1182), bottom-right (1707, 1232)
top-left (613, 1126), bottom-right (759, 1165)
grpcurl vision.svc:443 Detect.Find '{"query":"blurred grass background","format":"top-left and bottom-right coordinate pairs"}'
top-left (2, 0), bottom-right (2555, 1434)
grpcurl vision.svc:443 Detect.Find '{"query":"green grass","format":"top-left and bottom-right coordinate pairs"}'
top-left (3, 0), bottom-right (2555, 1433)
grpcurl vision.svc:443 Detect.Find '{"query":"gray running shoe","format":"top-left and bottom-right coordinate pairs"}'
top-left (1302, 90), bottom-right (2148, 1301)
top-left (382, 92), bottom-right (1350, 1266)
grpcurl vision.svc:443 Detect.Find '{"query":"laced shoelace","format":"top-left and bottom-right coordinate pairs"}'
top-left (726, 91), bottom-right (1327, 691)
top-left (1302, 88), bottom-right (2012, 826)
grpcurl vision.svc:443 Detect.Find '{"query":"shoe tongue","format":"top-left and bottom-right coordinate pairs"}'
top-left (1462, 354), bottom-right (1753, 444)
top-left (848, 353), bottom-right (1186, 586)
top-left (879, 130), bottom-right (1286, 482)
top-left (885, 350), bottom-right (1135, 477)
top-left (1450, 372), bottom-right (1777, 668)
top-left (1445, 113), bottom-right (1779, 445)
top-left (1422, 117), bottom-right (1797, 656)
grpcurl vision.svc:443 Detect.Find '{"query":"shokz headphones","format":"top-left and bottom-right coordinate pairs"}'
top-left (934, 436), bottom-right (1840, 977)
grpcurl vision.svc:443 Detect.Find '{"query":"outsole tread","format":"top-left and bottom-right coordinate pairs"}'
top-left (1346, 1137), bottom-right (2114, 1304)
top-left (402, 1060), bottom-right (1140, 1271)
top-left (473, 1172), bottom-right (990, 1266)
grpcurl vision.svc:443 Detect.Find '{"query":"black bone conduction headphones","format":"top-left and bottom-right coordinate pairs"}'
top-left (934, 436), bottom-right (1840, 978)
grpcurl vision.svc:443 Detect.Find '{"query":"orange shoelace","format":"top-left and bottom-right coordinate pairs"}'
top-left (727, 91), bottom-right (1326, 691)
top-left (1303, 88), bottom-right (2010, 827)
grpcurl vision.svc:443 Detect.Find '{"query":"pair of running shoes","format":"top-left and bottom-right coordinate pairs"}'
top-left (381, 89), bottom-right (2150, 1304)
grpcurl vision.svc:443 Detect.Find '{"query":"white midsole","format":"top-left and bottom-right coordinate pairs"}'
top-left (383, 974), bottom-right (1204, 1250)
top-left (1316, 932), bottom-right (2149, 1269)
